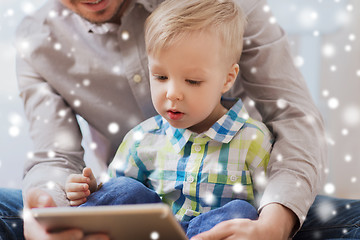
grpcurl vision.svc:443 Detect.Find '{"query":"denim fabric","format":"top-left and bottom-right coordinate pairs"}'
top-left (1, 185), bottom-right (360, 240)
top-left (181, 199), bottom-right (258, 239)
top-left (0, 189), bottom-right (23, 240)
top-left (293, 195), bottom-right (360, 240)
top-left (80, 177), bottom-right (162, 206)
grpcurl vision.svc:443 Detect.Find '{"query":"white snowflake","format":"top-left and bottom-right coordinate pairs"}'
top-left (203, 192), bottom-right (216, 205)
top-left (8, 126), bottom-right (20, 137)
top-left (341, 128), bottom-right (348, 136)
top-left (99, 172), bottom-right (110, 183)
top-left (294, 56), bottom-right (305, 68)
top-left (121, 31), bottom-right (130, 41)
top-left (150, 231), bottom-right (160, 240)
top-left (232, 183), bottom-right (244, 193)
top-left (269, 16), bottom-right (277, 24)
top-left (89, 142), bottom-right (98, 150)
top-left (327, 97), bottom-right (339, 109)
top-left (344, 154), bottom-right (352, 162)
top-left (348, 34), bottom-right (356, 41)
top-left (73, 99), bottom-right (81, 107)
top-left (322, 89), bottom-right (329, 97)
top-left (263, 5), bottom-right (270, 13)
top-left (276, 98), bottom-right (288, 109)
top-left (133, 131), bottom-right (144, 141)
top-left (47, 150), bottom-right (56, 158)
top-left (108, 122), bottom-right (120, 134)
top-left (21, 2), bottom-right (35, 14)
top-left (324, 183), bottom-right (335, 195)
top-left (322, 44), bottom-right (336, 58)
top-left (46, 181), bottom-right (56, 190)
top-left (54, 43), bottom-right (62, 51)
top-left (58, 109), bottom-right (66, 117)
top-left (83, 79), bottom-right (91, 86)
top-left (27, 152), bottom-right (34, 159)
top-left (316, 201), bottom-right (335, 222)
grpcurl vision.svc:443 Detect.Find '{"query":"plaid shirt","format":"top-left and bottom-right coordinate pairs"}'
top-left (109, 99), bottom-right (273, 221)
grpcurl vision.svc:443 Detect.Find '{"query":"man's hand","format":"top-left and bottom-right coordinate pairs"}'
top-left (65, 167), bottom-right (98, 206)
top-left (190, 218), bottom-right (268, 240)
top-left (24, 188), bottom-right (109, 240)
top-left (190, 203), bottom-right (297, 240)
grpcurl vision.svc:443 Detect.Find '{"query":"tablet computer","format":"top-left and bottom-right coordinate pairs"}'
top-left (32, 203), bottom-right (188, 240)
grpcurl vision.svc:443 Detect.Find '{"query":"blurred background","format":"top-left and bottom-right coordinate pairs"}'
top-left (0, 0), bottom-right (359, 199)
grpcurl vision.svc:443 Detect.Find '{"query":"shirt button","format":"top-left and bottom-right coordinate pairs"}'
top-left (230, 175), bottom-right (237, 182)
top-left (194, 145), bottom-right (201, 152)
top-left (133, 74), bottom-right (142, 83)
top-left (187, 176), bottom-right (194, 183)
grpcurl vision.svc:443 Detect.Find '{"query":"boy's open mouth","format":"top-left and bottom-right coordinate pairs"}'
top-left (167, 110), bottom-right (184, 120)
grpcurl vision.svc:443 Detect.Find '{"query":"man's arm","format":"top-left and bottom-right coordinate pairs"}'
top-left (232, 0), bottom-right (327, 229)
top-left (16, 21), bottom-right (86, 206)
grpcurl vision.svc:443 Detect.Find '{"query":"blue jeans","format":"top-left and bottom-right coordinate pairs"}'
top-left (1, 180), bottom-right (360, 240)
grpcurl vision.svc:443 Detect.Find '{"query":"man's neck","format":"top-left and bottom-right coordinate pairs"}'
top-left (108, 0), bottom-right (132, 24)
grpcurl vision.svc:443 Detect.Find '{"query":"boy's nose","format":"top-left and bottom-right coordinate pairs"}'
top-left (166, 83), bottom-right (183, 101)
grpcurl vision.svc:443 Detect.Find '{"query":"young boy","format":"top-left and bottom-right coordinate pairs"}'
top-left (66, 0), bottom-right (273, 238)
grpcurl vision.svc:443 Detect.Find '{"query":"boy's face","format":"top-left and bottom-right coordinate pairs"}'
top-left (59, 0), bottom-right (128, 24)
top-left (148, 31), bottom-right (238, 133)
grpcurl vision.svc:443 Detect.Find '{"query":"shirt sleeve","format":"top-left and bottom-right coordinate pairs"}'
top-left (235, 0), bottom-right (327, 228)
top-left (16, 21), bottom-right (85, 206)
top-left (244, 118), bottom-right (273, 202)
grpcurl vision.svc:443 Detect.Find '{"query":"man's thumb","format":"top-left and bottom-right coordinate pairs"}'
top-left (26, 188), bottom-right (57, 209)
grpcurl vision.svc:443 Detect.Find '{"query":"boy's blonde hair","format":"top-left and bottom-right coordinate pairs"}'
top-left (145, 0), bottom-right (247, 64)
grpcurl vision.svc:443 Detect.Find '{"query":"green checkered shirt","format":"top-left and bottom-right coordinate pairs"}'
top-left (109, 99), bottom-right (273, 221)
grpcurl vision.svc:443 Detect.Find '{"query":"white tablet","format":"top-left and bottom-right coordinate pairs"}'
top-left (32, 203), bottom-right (188, 240)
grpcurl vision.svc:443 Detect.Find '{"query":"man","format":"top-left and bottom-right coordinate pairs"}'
top-left (1, 0), bottom-right (357, 239)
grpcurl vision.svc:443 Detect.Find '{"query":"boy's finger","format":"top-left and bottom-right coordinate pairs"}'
top-left (65, 182), bottom-right (89, 193)
top-left (67, 190), bottom-right (89, 200)
top-left (70, 198), bottom-right (88, 207)
top-left (67, 174), bottom-right (89, 184)
top-left (83, 167), bottom-right (96, 181)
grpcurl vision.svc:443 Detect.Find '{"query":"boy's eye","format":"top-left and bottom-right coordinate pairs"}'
top-left (186, 79), bottom-right (201, 85)
top-left (155, 75), bottom-right (168, 81)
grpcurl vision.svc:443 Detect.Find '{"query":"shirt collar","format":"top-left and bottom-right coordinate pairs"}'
top-left (165, 99), bottom-right (249, 153)
top-left (75, 0), bottom-right (159, 34)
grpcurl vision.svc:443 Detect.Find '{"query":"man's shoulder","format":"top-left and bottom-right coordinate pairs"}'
top-left (16, 1), bottom-right (66, 39)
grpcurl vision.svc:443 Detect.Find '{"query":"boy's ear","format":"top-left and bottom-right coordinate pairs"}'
top-left (222, 63), bottom-right (239, 94)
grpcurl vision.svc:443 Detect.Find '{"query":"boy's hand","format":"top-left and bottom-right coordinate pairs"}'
top-left (190, 203), bottom-right (297, 240)
top-left (65, 167), bottom-right (98, 206)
